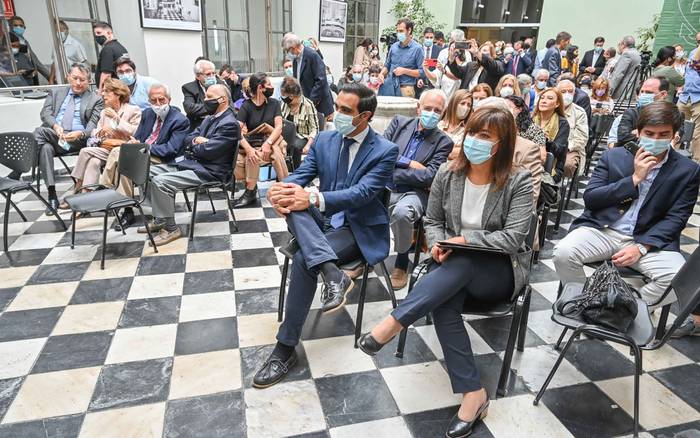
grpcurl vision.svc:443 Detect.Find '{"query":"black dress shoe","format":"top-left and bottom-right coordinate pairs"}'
top-left (252, 350), bottom-right (298, 389)
top-left (358, 333), bottom-right (389, 356)
top-left (233, 188), bottom-right (258, 208)
top-left (45, 198), bottom-right (60, 216)
top-left (446, 395), bottom-right (490, 438)
top-left (320, 272), bottom-right (354, 314)
top-left (113, 209), bottom-right (135, 231)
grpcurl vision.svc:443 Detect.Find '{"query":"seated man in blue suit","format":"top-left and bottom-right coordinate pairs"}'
top-left (140, 84), bottom-right (239, 246)
top-left (382, 89), bottom-right (452, 289)
top-left (554, 102), bottom-right (700, 311)
top-left (253, 83), bottom-right (399, 388)
top-left (102, 83), bottom-right (190, 230)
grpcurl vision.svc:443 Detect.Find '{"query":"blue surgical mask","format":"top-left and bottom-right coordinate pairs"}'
top-left (284, 67), bottom-right (293, 77)
top-left (638, 136), bottom-right (670, 156)
top-left (463, 135), bottom-right (495, 165)
top-left (637, 92), bottom-right (655, 107)
top-left (397, 32), bottom-right (407, 43)
top-left (536, 80), bottom-right (547, 90)
top-left (420, 110), bottom-right (440, 129)
top-left (118, 73), bottom-right (135, 86)
top-left (594, 46), bottom-right (604, 54)
top-left (204, 76), bottom-right (217, 88)
top-left (12, 26), bottom-right (25, 37)
top-left (352, 72), bottom-right (362, 82)
top-left (521, 86), bottom-right (531, 95)
top-left (424, 38), bottom-right (433, 47)
top-left (334, 111), bottom-right (359, 136)
top-left (303, 40), bottom-right (312, 48)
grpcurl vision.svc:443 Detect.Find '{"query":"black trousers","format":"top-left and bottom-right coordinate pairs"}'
top-left (392, 251), bottom-right (514, 393)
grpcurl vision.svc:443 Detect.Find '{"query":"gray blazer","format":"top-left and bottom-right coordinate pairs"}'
top-left (39, 87), bottom-right (103, 138)
top-left (424, 163), bottom-right (534, 297)
top-left (610, 48), bottom-right (641, 99)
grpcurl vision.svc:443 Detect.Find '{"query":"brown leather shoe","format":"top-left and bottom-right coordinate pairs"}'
top-left (149, 227), bottom-right (182, 247)
top-left (390, 268), bottom-right (408, 290)
top-left (343, 265), bottom-right (365, 280)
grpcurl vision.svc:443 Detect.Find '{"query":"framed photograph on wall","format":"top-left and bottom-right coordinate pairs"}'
top-left (319, 0), bottom-right (347, 43)
top-left (138, 0), bottom-right (202, 31)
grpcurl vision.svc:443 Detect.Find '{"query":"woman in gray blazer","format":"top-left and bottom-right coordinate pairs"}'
top-left (357, 107), bottom-right (533, 438)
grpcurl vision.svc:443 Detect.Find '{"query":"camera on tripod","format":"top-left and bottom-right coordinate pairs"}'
top-left (640, 50), bottom-right (652, 68)
top-left (380, 32), bottom-right (397, 47)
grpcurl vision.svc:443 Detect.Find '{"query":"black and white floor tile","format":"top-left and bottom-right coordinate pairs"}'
top-left (0, 157), bottom-right (699, 438)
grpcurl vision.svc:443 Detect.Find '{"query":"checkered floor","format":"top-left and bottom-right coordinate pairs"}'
top-left (0, 156), bottom-right (699, 438)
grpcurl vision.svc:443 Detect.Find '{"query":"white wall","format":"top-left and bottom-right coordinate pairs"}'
top-left (107, 0), bottom-right (149, 76)
top-left (291, 0), bottom-right (344, 80)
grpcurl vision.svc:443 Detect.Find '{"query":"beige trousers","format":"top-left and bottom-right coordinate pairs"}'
top-left (72, 147), bottom-right (110, 186)
top-left (677, 99), bottom-right (700, 161)
top-left (235, 139), bottom-right (289, 183)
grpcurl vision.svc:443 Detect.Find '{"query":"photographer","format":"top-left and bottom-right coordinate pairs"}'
top-left (379, 18), bottom-right (425, 98)
top-left (448, 39), bottom-right (504, 91)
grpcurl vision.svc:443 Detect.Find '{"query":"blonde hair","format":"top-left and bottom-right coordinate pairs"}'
top-left (102, 78), bottom-right (130, 104)
top-left (495, 74), bottom-right (522, 97)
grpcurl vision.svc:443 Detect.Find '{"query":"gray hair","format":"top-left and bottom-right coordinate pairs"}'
top-left (517, 73), bottom-right (532, 87)
top-left (208, 83), bottom-right (231, 104)
top-left (535, 68), bottom-right (550, 80)
top-left (69, 63), bottom-right (91, 78)
top-left (622, 35), bottom-right (635, 48)
top-left (450, 29), bottom-right (465, 42)
top-left (477, 96), bottom-right (510, 112)
top-left (419, 88), bottom-right (447, 107)
top-left (282, 32), bottom-right (303, 50)
top-left (148, 82), bottom-right (171, 98)
top-left (193, 59), bottom-right (215, 75)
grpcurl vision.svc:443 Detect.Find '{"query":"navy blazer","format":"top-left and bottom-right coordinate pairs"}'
top-left (293, 46), bottom-right (334, 117)
top-left (580, 49), bottom-right (606, 77)
top-left (286, 128), bottom-right (399, 265)
top-left (134, 106), bottom-right (190, 163)
top-left (504, 53), bottom-right (533, 76)
top-left (543, 46), bottom-right (562, 86)
top-left (177, 108), bottom-right (240, 182)
top-left (383, 115), bottom-right (452, 199)
top-left (571, 147), bottom-right (700, 251)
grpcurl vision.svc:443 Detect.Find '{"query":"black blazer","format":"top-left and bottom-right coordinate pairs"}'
top-left (572, 147), bottom-right (700, 251)
top-left (580, 49), bottom-right (606, 77)
top-left (181, 78), bottom-right (225, 130)
top-left (293, 46), bottom-right (334, 117)
top-left (448, 55), bottom-right (504, 91)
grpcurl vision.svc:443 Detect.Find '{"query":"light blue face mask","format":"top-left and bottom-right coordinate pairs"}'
top-left (352, 72), bottom-right (362, 82)
top-left (424, 38), bottom-right (433, 47)
top-left (536, 80), bottom-right (547, 90)
top-left (118, 73), bottom-right (135, 86)
top-left (420, 110), bottom-right (440, 129)
top-left (637, 92), bottom-right (655, 107)
top-left (284, 67), bottom-right (293, 77)
top-left (12, 26), bottom-right (25, 37)
top-left (204, 76), bottom-right (217, 88)
top-left (397, 32), bottom-right (407, 43)
top-left (594, 46), bottom-right (604, 54)
top-left (463, 135), bottom-right (496, 165)
top-left (334, 111), bottom-right (359, 136)
top-left (639, 136), bottom-right (670, 156)
top-left (303, 40), bottom-right (312, 48)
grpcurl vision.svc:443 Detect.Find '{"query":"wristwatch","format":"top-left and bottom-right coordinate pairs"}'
top-left (308, 191), bottom-right (318, 207)
top-left (636, 243), bottom-right (648, 256)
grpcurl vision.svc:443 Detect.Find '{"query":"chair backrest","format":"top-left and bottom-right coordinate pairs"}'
top-left (118, 143), bottom-right (151, 187)
top-left (318, 111), bottom-right (326, 132)
top-left (282, 119), bottom-right (297, 148)
top-left (0, 132), bottom-right (37, 174)
top-left (525, 211), bottom-right (538, 250)
top-left (680, 120), bottom-right (695, 150)
top-left (666, 246), bottom-right (700, 335)
top-left (543, 152), bottom-right (555, 174)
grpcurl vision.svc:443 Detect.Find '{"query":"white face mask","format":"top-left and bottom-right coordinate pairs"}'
top-left (456, 105), bottom-right (470, 120)
top-left (499, 86), bottom-right (514, 97)
top-left (151, 103), bottom-right (170, 119)
top-left (562, 92), bottom-right (574, 107)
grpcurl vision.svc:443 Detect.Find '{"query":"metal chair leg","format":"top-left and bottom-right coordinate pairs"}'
top-left (2, 193), bottom-right (10, 252)
top-left (115, 209), bottom-right (127, 235)
top-left (223, 183), bottom-right (238, 232)
top-left (534, 328), bottom-right (581, 405)
top-left (206, 188), bottom-right (216, 214)
top-left (554, 328), bottom-right (568, 350)
top-left (517, 287), bottom-right (531, 352)
top-left (354, 263), bottom-right (370, 348)
top-left (497, 297), bottom-right (524, 397)
top-left (189, 190), bottom-right (199, 241)
top-left (631, 344), bottom-right (643, 438)
top-left (27, 186), bottom-right (66, 230)
top-left (553, 182), bottom-right (567, 232)
top-left (100, 211), bottom-right (108, 269)
top-left (377, 261), bottom-right (397, 308)
top-left (183, 190), bottom-right (192, 212)
top-left (2, 192), bottom-right (27, 222)
top-left (136, 204), bottom-right (158, 253)
top-left (278, 256), bottom-right (290, 322)
top-left (564, 171), bottom-right (578, 211)
top-left (70, 211), bottom-right (76, 249)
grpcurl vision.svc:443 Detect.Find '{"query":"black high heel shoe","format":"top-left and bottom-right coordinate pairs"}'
top-left (357, 333), bottom-right (390, 356)
top-left (446, 393), bottom-right (490, 438)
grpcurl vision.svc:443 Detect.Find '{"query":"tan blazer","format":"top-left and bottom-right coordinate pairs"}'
top-left (92, 103), bottom-right (142, 138)
top-left (514, 135), bottom-right (544, 205)
top-left (353, 46), bottom-right (371, 69)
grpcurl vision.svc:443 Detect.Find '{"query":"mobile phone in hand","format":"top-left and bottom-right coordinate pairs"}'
top-left (623, 141), bottom-right (640, 156)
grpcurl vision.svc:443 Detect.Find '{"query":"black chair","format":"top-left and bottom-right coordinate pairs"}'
top-left (64, 143), bottom-right (158, 268)
top-left (534, 246), bottom-right (700, 438)
top-left (394, 212), bottom-right (539, 397)
top-left (276, 188), bottom-right (399, 348)
top-left (181, 145), bottom-right (240, 240)
top-left (0, 132), bottom-right (67, 251)
top-left (260, 119), bottom-right (297, 180)
top-left (534, 152), bottom-right (556, 263)
top-left (553, 162), bottom-right (580, 231)
top-left (584, 114), bottom-right (615, 177)
top-left (317, 111), bottom-right (326, 132)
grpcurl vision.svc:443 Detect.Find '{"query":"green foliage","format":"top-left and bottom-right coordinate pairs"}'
top-left (637, 13), bottom-right (660, 52)
top-left (380, 0), bottom-right (446, 49)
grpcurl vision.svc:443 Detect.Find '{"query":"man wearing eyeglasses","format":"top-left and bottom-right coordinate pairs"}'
top-left (182, 58), bottom-right (224, 131)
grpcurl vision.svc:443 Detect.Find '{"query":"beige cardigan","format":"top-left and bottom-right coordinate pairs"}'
top-left (92, 103), bottom-right (142, 138)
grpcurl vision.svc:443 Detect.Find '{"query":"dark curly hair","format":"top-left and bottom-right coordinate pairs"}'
top-left (503, 95), bottom-right (532, 133)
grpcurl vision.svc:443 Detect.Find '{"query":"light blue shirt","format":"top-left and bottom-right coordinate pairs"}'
top-left (385, 39), bottom-right (425, 87)
top-left (611, 148), bottom-right (669, 235)
top-left (607, 115), bottom-right (623, 144)
top-left (534, 47), bottom-right (548, 72)
top-left (679, 49), bottom-right (700, 105)
top-left (129, 75), bottom-right (158, 110)
top-left (55, 90), bottom-right (85, 132)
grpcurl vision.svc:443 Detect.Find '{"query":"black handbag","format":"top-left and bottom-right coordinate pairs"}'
top-left (540, 173), bottom-right (560, 206)
top-left (557, 262), bottom-right (641, 332)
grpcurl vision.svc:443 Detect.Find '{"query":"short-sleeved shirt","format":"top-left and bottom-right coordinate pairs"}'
top-left (384, 39), bottom-right (424, 87)
top-left (237, 98), bottom-right (282, 132)
top-left (95, 39), bottom-right (128, 88)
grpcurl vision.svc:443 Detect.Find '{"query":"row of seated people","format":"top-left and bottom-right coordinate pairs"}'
top-left (252, 83), bottom-right (700, 438)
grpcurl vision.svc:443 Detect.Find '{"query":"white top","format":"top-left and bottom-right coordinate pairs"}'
top-left (460, 177), bottom-right (491, 234)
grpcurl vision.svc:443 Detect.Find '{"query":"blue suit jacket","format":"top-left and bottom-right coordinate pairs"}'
top-left (383, 115), bottom-right (452, 199)
top-left (134, 106), bottom-right (190, 163)
top-left (294, 47), bottom-right (334, 117)
top-left (571, 147), bottom-right (700, 251)
top-left (285, 128), bottom-right (399, 265)
top-left (543, 46), bottom-right (562, 86)
top-left (504, 53), bottom-right (532, 76)
top-left (177, 108), bottom-right (240, 182)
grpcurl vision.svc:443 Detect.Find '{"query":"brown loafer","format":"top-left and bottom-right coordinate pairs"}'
top-left (149, 227), bottom-right (182, 247)
top-left (343, 265), bottom-right (365, 280)
top-left (390, 268), bottom-right (408, 290)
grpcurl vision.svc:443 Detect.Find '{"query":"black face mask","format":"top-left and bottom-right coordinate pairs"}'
top-left (18, 44), bottom-right (28, 54)
top-left (95, 35), bottom-right (107, 46)
top-left (204, 98), bottom-right (220, 115)
top-left (263, 87), bottom-right (274, 98)
top-left (281, 96), bottom-right (293, 104)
